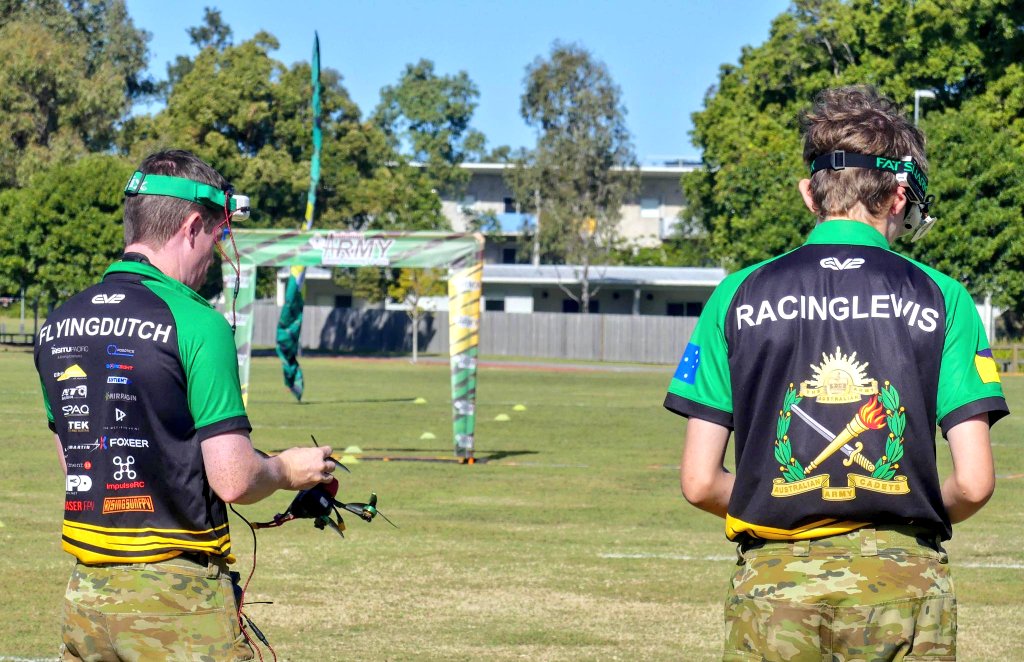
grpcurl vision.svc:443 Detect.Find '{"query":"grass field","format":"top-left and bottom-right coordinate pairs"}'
top-left (1, 350), bottom-right (1022, 661)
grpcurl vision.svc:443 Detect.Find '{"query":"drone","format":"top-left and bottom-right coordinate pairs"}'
top-left (250, 439), bottom-right (396, 537)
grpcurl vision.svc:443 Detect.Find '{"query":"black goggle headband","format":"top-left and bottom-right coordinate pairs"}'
top-left (809, 151), bottom-right (929, 204)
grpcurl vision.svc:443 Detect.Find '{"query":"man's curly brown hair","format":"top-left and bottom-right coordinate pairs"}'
top-left (800, 86), bottom-right (927, 220)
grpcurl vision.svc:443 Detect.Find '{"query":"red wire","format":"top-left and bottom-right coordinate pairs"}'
top-left (230, 505), bottom-right (278, 662)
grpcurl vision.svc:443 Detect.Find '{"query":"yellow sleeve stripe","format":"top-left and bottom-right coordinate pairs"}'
top-left (726, 514), bottom-right (871, 541)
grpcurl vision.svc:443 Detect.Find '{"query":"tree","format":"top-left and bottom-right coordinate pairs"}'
top-left (128, 20), bottom-right (445, 234)
top-left (0, 153), bottom-right (131, 307)
top-left (0, 0), bottom-right (151, 187)
top-left (387, 268), bottom-right (446, 362)
top-left (373, 59), bottom-right (486, 197)
top-left (685, 0), bottom-right (1024, 317)
top-left (507, 43), bottom-right (639, 312)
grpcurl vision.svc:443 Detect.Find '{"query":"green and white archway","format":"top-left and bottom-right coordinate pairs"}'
top-left (223, 229), bottom-right (484, 458)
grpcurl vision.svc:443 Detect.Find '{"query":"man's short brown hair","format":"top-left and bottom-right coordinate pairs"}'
top-left (800, 86), bottom-right (927, 220)
top-left (123, 150), bottom-right (228, 248)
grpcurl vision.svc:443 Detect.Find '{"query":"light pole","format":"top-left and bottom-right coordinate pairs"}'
top-left (914, 89), bottom-right (936, 125)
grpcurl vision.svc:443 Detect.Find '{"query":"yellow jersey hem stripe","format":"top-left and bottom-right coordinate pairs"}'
top-left (726, 514), bottom-right (871, 540)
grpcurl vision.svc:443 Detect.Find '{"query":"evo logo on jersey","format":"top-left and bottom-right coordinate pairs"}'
top-left (56, 364), bottom-right (87, 381)
top-left (91, 293), bottom-right (125, 304)
top-left (820, 257), bottom-right (865, 271)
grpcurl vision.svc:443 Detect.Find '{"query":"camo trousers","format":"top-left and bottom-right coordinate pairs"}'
top-left (724, 526), bottom-right (956, 661)
top-left (60, 554), bottom-right (254, 662)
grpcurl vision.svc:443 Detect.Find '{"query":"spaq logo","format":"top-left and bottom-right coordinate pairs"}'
top-left (106, 344), bottom-right (135, 357)
top-left (66, 475), bottom-right (92, 493)
top-left (62, 404), bottom-right (90, 416)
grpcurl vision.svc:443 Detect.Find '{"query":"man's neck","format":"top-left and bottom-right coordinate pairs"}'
top-left (820, 210), bottom-right (893, 244)
top-left (122, 243), bottom-right (182, 282)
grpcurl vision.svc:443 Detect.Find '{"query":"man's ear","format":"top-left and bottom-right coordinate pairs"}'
top-left (889, 186), bottom-right (909, 217)
top-left (798, 179), bottom-right (818, 214)
top-left (184, 212), bottom-right (205, 248)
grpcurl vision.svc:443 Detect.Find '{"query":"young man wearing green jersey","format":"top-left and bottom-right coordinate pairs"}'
top-left (35, 150), bottom-right (337, 661)
top-left (665, 86), bottom-right (1008, 660)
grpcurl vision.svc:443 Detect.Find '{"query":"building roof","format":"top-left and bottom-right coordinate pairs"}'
top-left (455, 162), bottom-right (700, 177)
top-left (482, 264), bottom-right (725, 287)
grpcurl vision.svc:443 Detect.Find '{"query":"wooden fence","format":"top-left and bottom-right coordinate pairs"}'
top-left (251, 303), bottom-right (697, 364)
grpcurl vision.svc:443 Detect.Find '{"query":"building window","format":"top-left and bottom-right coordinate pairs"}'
top-left (502, 248), bottom-right (518, 264)
top-left (667, 302), bottom-right (703, 317)
top-left (485, 299), bottom-right (505, 312)
top-left (503, 197), bottom-right (517, 213)
top-left (562, 299), bottom-right (580, 313)
top-left (335, 294), bottom-right (353, 308)
top-left (640, 197), bottom-right (661, 218)
top-left (461, 194), bottom-right (476, 208)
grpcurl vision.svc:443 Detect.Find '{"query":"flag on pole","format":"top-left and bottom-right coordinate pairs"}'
top-left (276, 32), bottom-right (322, 401)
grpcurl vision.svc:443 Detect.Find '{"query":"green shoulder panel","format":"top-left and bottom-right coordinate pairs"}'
top-left (904, 257), bottom-right (1006, 424)
top-left (142, 281), bottom-right (247, 431)
top-left (40, 375), bottom-right (54, 424)
top-left (667, 256), bottom-right (783, 416)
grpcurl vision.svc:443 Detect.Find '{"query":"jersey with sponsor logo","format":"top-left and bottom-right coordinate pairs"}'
top-left (34, 260), bottom-right (250, 564)
top-left (664, 221), bottom-right (1008, 542)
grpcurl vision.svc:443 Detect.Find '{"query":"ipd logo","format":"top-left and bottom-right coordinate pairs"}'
top-left (66, 475), bottom-right (92, 493)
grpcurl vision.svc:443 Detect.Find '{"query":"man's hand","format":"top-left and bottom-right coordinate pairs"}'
top-left (276, 445), bottom-right (336, 490)
top-left (202, 432), bottom-right (336, 504)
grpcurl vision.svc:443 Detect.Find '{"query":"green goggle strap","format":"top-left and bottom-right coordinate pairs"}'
top-left (124, 172), bottom-right (240, 213)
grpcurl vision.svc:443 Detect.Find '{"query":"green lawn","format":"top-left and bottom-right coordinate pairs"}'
top-left (1, 351), bottom-right (1021, 660)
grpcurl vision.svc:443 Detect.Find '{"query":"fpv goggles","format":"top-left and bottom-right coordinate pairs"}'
top-left (123, 172), bottom-right (251, 221)
top-left (809, 151), bottom-right (936, 241)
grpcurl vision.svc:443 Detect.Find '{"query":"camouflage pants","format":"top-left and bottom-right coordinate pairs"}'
top-left (724, 526), bottom-right (956, 661)
top-left (60, 555), bottom-right (254, 662)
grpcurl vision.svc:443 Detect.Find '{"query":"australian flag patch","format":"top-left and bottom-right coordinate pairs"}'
top-left (674, 343), bottom-right (701, 385)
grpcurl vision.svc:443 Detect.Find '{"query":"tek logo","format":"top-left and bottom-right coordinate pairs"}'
top-left (820, 257), bottom-right (865, 271)
top-left (68, 420), bottom-right (90, 433)
top-left (66, 475), bottom-right (92, 493)
top-left (115, 408), bottom-right (127, 422)
top-left (91, 293), bottom-right (125, 304)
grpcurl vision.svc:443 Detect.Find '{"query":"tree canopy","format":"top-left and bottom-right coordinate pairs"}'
top-left (507, 42), bottom-right (639, 312)
top-left (685, 0), bottom-right (1024, 315)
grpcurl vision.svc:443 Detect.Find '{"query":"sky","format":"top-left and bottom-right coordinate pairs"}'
top-left (124, 0), bottom-right (791, 164)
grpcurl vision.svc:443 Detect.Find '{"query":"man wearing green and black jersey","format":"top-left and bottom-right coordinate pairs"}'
top-left (665, 87), bottom-right (1008, 660)
top-left (35, 150), bottom-right (336, 661)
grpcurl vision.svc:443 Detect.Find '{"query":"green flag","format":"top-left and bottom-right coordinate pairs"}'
top-left (276, 32), bottom-right (322, 401)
